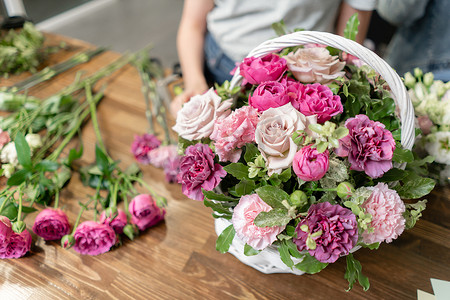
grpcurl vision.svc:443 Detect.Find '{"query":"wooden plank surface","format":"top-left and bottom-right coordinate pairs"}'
top-left (0, 33), bottom-right (449, 300)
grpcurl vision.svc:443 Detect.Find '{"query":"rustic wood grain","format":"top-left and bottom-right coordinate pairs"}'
top-left (0, 33), bottom-right (449, 300)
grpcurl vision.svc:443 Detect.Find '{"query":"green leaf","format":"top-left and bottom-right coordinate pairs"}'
top-left (202, 189), bottom-right (239, 202)
top-left (344, 13), bottom-right (360, 41)
top-left (294, 254), bottom-right (328, 274)
top-left (271, 20), bottom-right (288, 36)
top-left (223, 163), bottom-right (250, 180)
top-left (344, 253), bottom-right (370, 291)
top-left (286, 225), bottom-right (296, 237)
top-left (361, 242), bottom-right (380, 250)
top-left (256, 186), bottom-right (290, 209)
top-left (244, 244), bottom-right (261, 256)
top-left (394, 174), bottom-right (435, 199)
top-left (7, 169), bottom-right (31, 186)
top-left (203, 199), bottom-right (232, 215)
top-left (35, 160), bottom-right (60, 172)
top-left (254, 208), bottom-right (292, 227)
top-left (95, 145), bottom-right (110, 176)
top-left (66, 145), bottom-right (83, 167)
top-left (279, 168), bottom-right (292, 182)
top-left (279, 240), bottom-right (294, 268)
top-left (234, 180), bottom-right (256, 197)
top-left (376, 168), bottom-right (408, 182)
top-left (368, 97), bottom-right (396, 119)
top-left (14, 132), bottom-right (32, 170)
top-left (285, 239), bottom-right (302, 258)
top-left (392, 147), bottom-right (414, 163)
top-left (20, 205), bottom-right (37, 213)
top-left (124, 162), bottom-right (141, 176)
top-left (216, 224), bottom-right (235, 254)
top-left (0, 203), bottom-right (18, 220)
top-left (244, 143), bottom-right (259, 163)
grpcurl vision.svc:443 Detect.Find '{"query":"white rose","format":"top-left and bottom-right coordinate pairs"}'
top-left (172, 88), bottom-right (232, 141)
top-left (0, 142), bottom-right (18, 166)
top-left (255, 103), bottom-right (317, 174)
top-left (425, 131), bottom-right (450, 164)
top-left (1, 163), bottom-right (15, 178)
top-left (25, 133), bottom-right (42, 150)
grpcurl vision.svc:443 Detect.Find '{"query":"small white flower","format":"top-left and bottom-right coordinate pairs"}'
top-left (1, 163), bottom-right (15, 178)
top-left (25, 133), bottom-right (43, 150)
top-left (425, 132), bottom-right (450, 164)
top-left (0, 142), bottom-right (18, 166)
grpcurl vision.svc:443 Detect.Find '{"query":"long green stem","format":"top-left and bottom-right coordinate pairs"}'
top-left (17, 188), bottom-right (23, 223)
top-left (70, 198), bottom-right (94, 234)
top-left (53, 187), bottom-right (60, 209)
top-left (86, 83), bottom-right (107, 156)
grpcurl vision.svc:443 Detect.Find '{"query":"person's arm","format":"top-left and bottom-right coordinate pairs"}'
top-left (174, 0), bottom-right (214, 107)
top-left (335, 1), bottom-right (373, 44)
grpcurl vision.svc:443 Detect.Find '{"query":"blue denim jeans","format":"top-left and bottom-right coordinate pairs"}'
top-left (204, 33), bottom-right (235, 85)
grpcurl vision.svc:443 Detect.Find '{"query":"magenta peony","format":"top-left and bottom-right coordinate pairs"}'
top-left (361, 183), bottom-right (405, 244)
top-left (100, 209), bottom-right (128, 234)
top-left (293, 145), bottom-right (329, 181)
top-left (32, 208), bottom-right (71, 241)
top-left (2, 229), bottom-right (32, 259)
top-left (129, 194), bottom-right (166, 231)
top-left (232, 194), bottom-right (286, 250)
top-left (239, 53), bottom-right (287, 85)
top-left (335, 114), bottom-right (395, 178)
top-left (131, 133), bottom-right (161, 164)
top-left (293, 202), bottom-right (358, 263)
top-left (210, 106), bottom-right (259, 162)
top-left (290, 83), bottom-right (343, 123)
top-left (249, 81), bottom-right (290, 112)
top-left (178, 144), bottom-right (227, 201)
top-left (73, 221), bottom-right (116, 255)
top-left (0, 216), bottom-right (13, 258)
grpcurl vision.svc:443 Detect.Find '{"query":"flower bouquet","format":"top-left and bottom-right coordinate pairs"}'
top-left (172, 29), bottom-right (434, 290)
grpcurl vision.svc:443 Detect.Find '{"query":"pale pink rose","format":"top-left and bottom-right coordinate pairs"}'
top-left (148, 144), bottom-right (179, 168)
top-left (361, 183), bottom-right (405, 244)
top-left (210, 106), bottom-right (259, 162)
top-left (172, 88), bottom-right (232, 141)
top-left (285, 47), bottom-right (345, 84)
top-left (293, 145), bottom-right (329, 181)
top-left (0, 130), bottom-right (10, 149)
top-left (232, 194), bottom-right (286, 250)
top-left (255, 103), bottom-right (317, 175)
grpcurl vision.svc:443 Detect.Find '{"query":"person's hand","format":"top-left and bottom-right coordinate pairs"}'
top-left (170, 81), bottom-right (208, 118)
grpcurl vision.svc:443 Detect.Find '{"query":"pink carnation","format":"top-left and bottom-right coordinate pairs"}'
top-left (361, 183), bottom-right (405, 244)
top-left (73, 221), bottom-right (116, 255)
top-left (232, 194), bottom-right (286, 250)
top-left (249, 81), bottom-right (290, 112)
top-left (210, 106), bottom-right (259, 162)
top-left (291, 83), bottom-right (343, 123)
top-left (293, 145), bottom-right (329, 181)
top-left (335, 114), bottom-right (395, 178)
top-left (131, 133), bottom-right (161, 164)
top-left (239, 53), bottom-right (287, 85)
top-left (32, 208), bottom-right (71, 241)
top-left (293, 202), bottom-right (358, 263)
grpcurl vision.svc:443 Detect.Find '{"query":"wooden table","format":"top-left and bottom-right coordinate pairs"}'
top-left (0, 33), bottom-right (449, 300)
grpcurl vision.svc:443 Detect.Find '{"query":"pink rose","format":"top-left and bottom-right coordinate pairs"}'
top-left (210, 106), bottom-right (259, 162)
top-left (291, 83), bottom-right (343, 123)
top-left (0, 130), bottom-right (10, 149)
top-left (129, 194), bottom-right (166, 231)
top-left (294, 202), bottom-right (358, 263)
top-left (131, 133), bottom-right (161, 164)
top-left (293, 145), bottom-right (329, 181)
top-left (232, 194), bottom-right (286, 250)
top-left (335, 114), bottom-right (395, 178)
top-left (0, 216), bottom-right (13, 258)
top-left (73, 221), bottom-right (116, 255)
top-left (249, 81), bottom-right (290, 112)
top-left (239, 53), bottom-right (287, 85)
top-left (178, 144), bottom-right (227, 201)
top-left (1, 229), bottom-right (32, 259)
top-left (342, 52), bottom-right (364, 68)
top-left (285, 47), bottom-right (345, 84)
top-left (361, 183), bottom-right (405, 244)
top-left (100, 209), bottom-right (128, 234)
top-left (32, 208), bottom-right (71, 241)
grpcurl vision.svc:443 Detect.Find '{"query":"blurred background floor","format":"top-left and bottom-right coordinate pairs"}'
top-left (28, 0), bottom-right (183, 68)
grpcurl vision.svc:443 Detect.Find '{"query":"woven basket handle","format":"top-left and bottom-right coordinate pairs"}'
top-left (229, 31), bottom-right (415, 150)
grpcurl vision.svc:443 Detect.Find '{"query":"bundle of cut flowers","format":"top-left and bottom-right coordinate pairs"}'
top-left (404, 68), bottom-right (450, 185)
top-left (171, 23), bottom-right (435, 290)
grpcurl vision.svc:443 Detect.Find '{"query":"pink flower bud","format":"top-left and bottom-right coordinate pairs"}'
top-left (293, 145), bottom-right (329, 181)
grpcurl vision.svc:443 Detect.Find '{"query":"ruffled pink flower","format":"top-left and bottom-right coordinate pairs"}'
top-left (361, 183), bottom-right (405, 244)
top-left (178, 144), bottom-right (227, 201)
top-left (232, 194), bottom-right (286, 250)
top-left (210, 106), bottom-right (259, 162)
top-left (239, 53), bottom-right (287, 85)
top-left (100, 209), bottom-right (128, 234)
top-left (32, 208), bottom-right (71, 241)
top-left (293, 145), bottom-right (329, 181)
top-left (293, 202), bottom-right (358, 263)
top-left (148, 145), bottom-right (182, 183)
top-left (0, 130), bottom-right (10, 149)
top-left (5, 230), bottom-right (32, 259)
top-left (291, 83), bottom-right (343, 123)
top-left (129, 194), bottom-right (165, 231)
top-left (131, 133), bottom-right (161, 164)
top-left (0, 216), bottom-right (13, 258)
top-left (249, 81), bottom-right (290, 112)
top-left (73, 221), bottom-right (116, 255)
top-left (164, 155), bottom-right (182, 183)
top-left (335, 114), bottom-right (395, 178)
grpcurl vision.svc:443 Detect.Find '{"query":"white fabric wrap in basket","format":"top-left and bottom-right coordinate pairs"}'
top-left (215, 31), bottom-right (415, 275)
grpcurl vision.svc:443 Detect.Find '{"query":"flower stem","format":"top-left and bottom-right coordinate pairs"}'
top-left (85, 83), bottom-right (108, 156)
top-left (53, 187), bottom-right (60, 209)
top-left (17, 188), bottom-right (23, 223)
top-left (129, 176), bottom-right (157, 198)
top-left (71, 198), bottom-right (93, 235)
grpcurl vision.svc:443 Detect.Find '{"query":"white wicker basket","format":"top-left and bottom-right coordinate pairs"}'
top-left (215, 31), bottom-right (415, 275)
